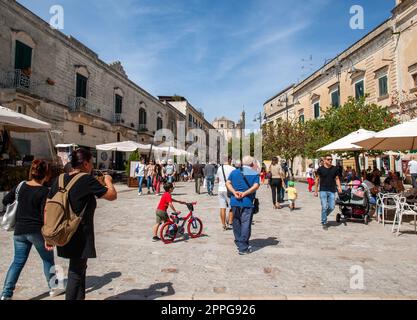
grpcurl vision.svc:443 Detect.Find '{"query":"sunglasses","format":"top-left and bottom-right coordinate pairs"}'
top-left (326, 158), bottom-right (333, 161)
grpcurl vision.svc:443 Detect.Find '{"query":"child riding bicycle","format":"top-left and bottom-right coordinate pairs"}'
top-left (152, 182), bottom-right (186, 242)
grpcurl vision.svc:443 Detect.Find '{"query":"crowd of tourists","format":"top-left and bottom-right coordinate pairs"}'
top-left (3, 149), bottom-right (415, 301)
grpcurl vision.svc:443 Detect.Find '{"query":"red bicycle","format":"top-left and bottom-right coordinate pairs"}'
top-left (160, 202), bottom-right (203, 244)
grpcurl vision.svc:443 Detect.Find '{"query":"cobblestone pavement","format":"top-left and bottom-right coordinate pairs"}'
top-left (1, 182), bottom-right (417, 300)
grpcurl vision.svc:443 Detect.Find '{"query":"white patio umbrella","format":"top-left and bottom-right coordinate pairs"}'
top-left (0, 105), bottom-right (51, 132)
top-left (318, 129), bottom-right (376, 152)
top-left (355, 118), bottom-right (417, 151)
top-left (96, 141), bottom-right (152, 152)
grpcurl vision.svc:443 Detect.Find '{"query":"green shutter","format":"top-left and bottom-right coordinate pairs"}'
top-left (314, 103), bottom-right (320, 118)
top-left (379, 76), bottom-right (388, 96)
top-left (115, 95), bottom-right (123, 114)
top-left (355, 81), bottom-right (364, 99)
top-left (76, 74), bottom-right (87, 98)
top-left (15, 40), bottom-right (32, 70)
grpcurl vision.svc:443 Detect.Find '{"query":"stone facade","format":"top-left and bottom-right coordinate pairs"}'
top-left (0, 0), bottom-right (185, 168)
top-left (212, 114), bottom-right (245, 142)
top-left (263, 0), bottom-right (417, 176)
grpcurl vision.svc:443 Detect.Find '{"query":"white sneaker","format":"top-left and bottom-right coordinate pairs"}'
top-left (138, 192), bottom-right (142, 196)
top-left (1, 296), bottom-right (12, 300)
top-left (49, 287), bottom-right (65, 297)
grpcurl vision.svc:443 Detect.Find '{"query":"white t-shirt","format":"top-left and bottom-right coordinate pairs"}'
top-left (135, 163), bottom-right (145, 177)
top-left (409, 160), bottom-right (417, 174)
top-left (307, 168), bottom-right (314, 179)
top-left (217, 165), bottom-right (235, 192)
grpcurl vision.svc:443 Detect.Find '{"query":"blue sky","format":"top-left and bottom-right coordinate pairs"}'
top-left (18, 0), bottom-right (395, 129)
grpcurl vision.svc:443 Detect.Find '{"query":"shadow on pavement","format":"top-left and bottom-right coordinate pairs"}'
top-left (171, 233), bottom-right (209, 244)
top-left (104, 282), bottom-right (175, 300)
top-left (86, 271), bottom-right (122, 294)
top-left (250, 237), bottom-right (280, 252)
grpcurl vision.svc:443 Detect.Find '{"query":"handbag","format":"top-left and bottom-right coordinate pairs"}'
top-left (240, 170), bottom-right (260, 214)
top-left (1, 181), bottom-right (25, 232)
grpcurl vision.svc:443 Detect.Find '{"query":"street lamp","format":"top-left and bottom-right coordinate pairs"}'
top-left (254, 112), bottom-right (266, 129)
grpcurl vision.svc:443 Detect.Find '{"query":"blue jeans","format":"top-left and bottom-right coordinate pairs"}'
top-left (137, 176), bottom-right (144, 193)
top-left (2, 233), bottom-right (55, 298)
top-left (232, 207), bottom-right (254, 253)
top-left (412, 174), bottom-right (417, 189)
top-left (146, 176), bottom-right (154, 192)
top-left (206, 176), bottom-right (215, 194)
top-left (167, 175), bottom-right (174, 184)
top-left (320, 192), bottom-right (336, 225)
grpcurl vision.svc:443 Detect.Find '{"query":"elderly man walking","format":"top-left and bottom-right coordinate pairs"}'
top-left (226, 156), bottom-right (260, 255)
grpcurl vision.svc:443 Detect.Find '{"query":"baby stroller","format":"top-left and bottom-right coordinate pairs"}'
top-left (336, 181), bottom-right (371, 225)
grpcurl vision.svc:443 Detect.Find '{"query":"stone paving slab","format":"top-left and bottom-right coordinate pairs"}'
top-left (1, 182), bottom-right (417, 300)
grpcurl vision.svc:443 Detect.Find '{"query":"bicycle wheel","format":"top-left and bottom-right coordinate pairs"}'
top-left (160, 222), bottom-right (178, 244)
top-left (187, 217), bottom-right (203, 238)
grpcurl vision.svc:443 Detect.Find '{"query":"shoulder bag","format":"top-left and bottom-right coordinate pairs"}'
top-left (239, 170), bottom-right (260, 214)
top-left (1, 181), bottom-right (26, 232)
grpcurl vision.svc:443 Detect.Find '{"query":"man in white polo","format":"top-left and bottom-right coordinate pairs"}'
top-left (408, 156), bottom-right (417, 188)
top-left (217, 157), bottom-right (235, 231)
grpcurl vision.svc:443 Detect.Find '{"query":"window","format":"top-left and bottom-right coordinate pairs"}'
top-left (78, 125), bottom-right (84, 134)
top-left (189, 114), bottom-right (193, 122)
top-left (115, 94), bottom-right (123, 114)
top-left (139, 108), bottom-right (147, 126)
top-left (313, 102), bottom-right (320, 119)
top-left (15, 40), bottom-right (32, 70)
top-left (299, 114), bottom-right (305, 124)
top-left (76, 73), bottom-right (87, 98)
top-left (220, 124), bottom-right (224, 128)
top-left (378, 75), bottom-right (388, 97)
top-left (413, 74), bottom-right (417, 87)
top-left (157, 117), bottom-right (163, 130)
top-left (117, 132), bottom-right (121, 142)
top-left (17, 106), bottom-right (23, 114)
top-left (355, 80), bottom-right (365, 100)
top-left (331, 90), bottom-right (340, 108)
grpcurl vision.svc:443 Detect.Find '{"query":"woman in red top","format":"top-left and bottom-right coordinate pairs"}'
top-left (152, 182), bottom-right (185, 242)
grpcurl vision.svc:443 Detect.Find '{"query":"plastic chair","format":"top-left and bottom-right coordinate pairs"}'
top-left (393, 197), bottom-right (417, 236)
top-left (377, 193), bottom-right (398, 226)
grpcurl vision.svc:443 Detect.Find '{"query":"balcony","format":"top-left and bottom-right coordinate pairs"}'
top-left (113, 113), bottom-right (123, 124)
top-left (138, 124), bottom-right (149, 132)
top-left (0, 69), bottom-right (35, 93)
top-left (68, 96), bottom-right (101, 117)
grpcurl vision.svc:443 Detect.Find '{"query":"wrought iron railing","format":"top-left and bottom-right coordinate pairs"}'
top-left (68, 96), bottom-right (101, 116)
top-left (113, 113), bottom-right (122, 124)
top-left (0, 69), bottom-right (33, 92)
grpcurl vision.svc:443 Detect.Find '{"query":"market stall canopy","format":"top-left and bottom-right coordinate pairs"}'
top-left (0, 105), bottom-right (51, 132)
top-left (55, 143), bottom-right (78, 148)
top-left (96, 141), bottom-right (153, 152)
top-left (355, 118), bottom-right (417, 151)
top-left (155, 145), bottom-right (191, 157)
top-left (318, 129), bottom-right (376, 152)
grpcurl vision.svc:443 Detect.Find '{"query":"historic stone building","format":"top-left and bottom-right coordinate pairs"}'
top-left (158, 96), bottom-right (218, 160)
top-left (212, 113), bottom-right (246, 142)
top-left (263, 0), bottom-right (417, 175)
top-left (0, 0), bottom-right (185, 169)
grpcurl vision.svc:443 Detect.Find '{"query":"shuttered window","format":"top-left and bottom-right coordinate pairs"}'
top-left (115, 94), bottom-right (123, 114)
top-left (15, 40), bottom-right (32, 70)
top-left (76, 73), bottom-right (87, 98)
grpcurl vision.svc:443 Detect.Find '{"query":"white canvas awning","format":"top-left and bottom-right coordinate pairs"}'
top-left (318, 129), bottom-right (376, 152)
top-left (55, 143), bottom-right (78, 148)
top-left (0, 105), bottom-right (51, 132)
top-left (355, 118), bottom-right (417, 151)
top-left (96, 141), bottom-right (153, 152)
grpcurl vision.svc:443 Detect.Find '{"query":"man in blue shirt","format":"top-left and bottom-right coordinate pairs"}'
top-left (226, 156), bottom-right (260, 255)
